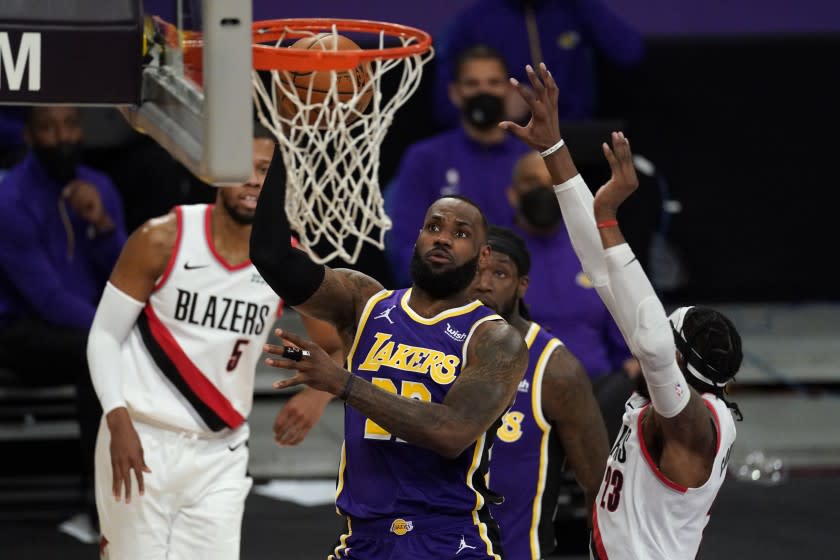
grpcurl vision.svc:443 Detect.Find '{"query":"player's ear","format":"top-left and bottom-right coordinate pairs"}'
top-left (506, 183), bottom-right (520, 209)
top-left (448, 82), bottom-right (463, 108)
top-left (517, 275), bottom-right (529, 299)
top-left (477, 244), bottom-right (492, 266)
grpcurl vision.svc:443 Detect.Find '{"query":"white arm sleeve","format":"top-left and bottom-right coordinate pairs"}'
top-left (604, 244), bottom-right (689, 417)
top-left (87, 282), bottom-right (145, 415)
top-left (553, 175), bottom-right (626, 340)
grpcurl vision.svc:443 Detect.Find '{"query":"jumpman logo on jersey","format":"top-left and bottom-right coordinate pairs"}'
top-left (456, 535), bottom-right (477, 555)
top-left (374, 305), bottom-right (397, 324)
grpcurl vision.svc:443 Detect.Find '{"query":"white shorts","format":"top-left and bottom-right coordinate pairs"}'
top-left (95, 417), bottom-right (253, 560)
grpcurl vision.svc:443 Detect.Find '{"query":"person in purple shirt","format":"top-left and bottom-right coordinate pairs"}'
top-left (385, 45), bottom-right (531, 285)
top-left (0, 107), bottom-right (26, 168)
top-left (505, 151), bottom-right (640, 444)
top-left (432, 0), bottom-right (643, 128)
top-left (0, 105), bottom-right (126, 540)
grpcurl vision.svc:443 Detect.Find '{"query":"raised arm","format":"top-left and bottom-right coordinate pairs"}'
top-left (499, 65), bottom-right (623, 335)
top-left (249, 146), bottom-right (383, 340)
top-left (593, 135), bottom-right (716, 482)
top-left (503, 65), bottom-right (715, 485)
top-left (541, 345), bottom-right (609, 522)
top-left (266, 320), bottom-right (528, 458)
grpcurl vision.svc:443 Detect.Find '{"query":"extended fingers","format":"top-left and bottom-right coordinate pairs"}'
top-left (274, 328), bottom-right (309, 349)
top-left (613, 131), bottom-right (633, 161)
top-left (509, 76), bottom-right (538, 109)
top-left (263, 342), bottom-right (287, 357)
top-left (112, 463), bottom-right (123, 501)
top-left (539, 63), bottom-right (559, 107)
top-left (272, 374), bottom-right (305, 391)
top-left (602, 142), bottom-right (619, 171)
top-left (264, 354), bottom-right (300, 370)
top-left (524, 64), bottom-right (546, 96)
top-left (134, 462), bottom-right (145, 498)
top-left (122, 463), bottom-right (133, 503)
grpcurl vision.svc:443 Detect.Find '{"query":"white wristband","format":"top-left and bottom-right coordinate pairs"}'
top-left (540, 138), bottom-right (565, 158)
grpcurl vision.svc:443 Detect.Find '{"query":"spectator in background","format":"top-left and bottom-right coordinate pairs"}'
top-left (505, 150), bottom-right (639, 442)
top-left (384, 45), bottom-right (530, 285)
top-left (0, 107), bottom-right (27, 169)
top-left (432, 0), bottom-right (643, 128)
top-left (0, 105), bottom-right (126, 542)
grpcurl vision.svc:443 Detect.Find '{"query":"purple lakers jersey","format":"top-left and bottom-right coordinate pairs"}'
top-left (488, 322), bottom-right (565, 560)
top-left (337, 288), bottom-right (502, 522)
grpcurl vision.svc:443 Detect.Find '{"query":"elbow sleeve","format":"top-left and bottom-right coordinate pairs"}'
top-left (553, 174), bottom-right (610, 288)
top-left (251, 246), bottom-right (325, 307)
top-left (604, 245), bottom-right (689, 417)
top-left (628, 293), bottom-right (689, 418)
top-left (250, 144), bottom-right (326, 306)
top-left (87, 282), bottom-right (144, 415)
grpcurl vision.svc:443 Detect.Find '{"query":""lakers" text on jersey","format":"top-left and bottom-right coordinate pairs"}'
top-left (357, 332), bottom-right (460, 385)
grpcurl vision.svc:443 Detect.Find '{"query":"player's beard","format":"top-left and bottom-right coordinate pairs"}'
top-left (410, 247), bottom-right (479, 299)
top-left (221, 195), bottom-right (255, 225)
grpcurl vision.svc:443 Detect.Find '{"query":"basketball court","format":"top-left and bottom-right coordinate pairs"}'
top-left (1, 1), bottom-right (838, 558)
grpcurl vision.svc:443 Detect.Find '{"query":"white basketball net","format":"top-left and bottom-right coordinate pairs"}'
top-left (252, 25), bottom-right (433, 264)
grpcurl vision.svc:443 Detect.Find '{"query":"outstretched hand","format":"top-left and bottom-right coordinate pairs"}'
top-left (499, 63), bottom-right (562, 152)
top-left (264, 329), bottom-right (350, 396)
top-left (594, 131), bottom-right (640, 216)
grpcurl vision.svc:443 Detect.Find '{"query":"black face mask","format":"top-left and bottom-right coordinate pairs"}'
top-left (461, 93), bottom-right (505, 130)
top-left (33, 142), bottom-right (81, 185)
top-left (519, 186), bottom-right (562, 231)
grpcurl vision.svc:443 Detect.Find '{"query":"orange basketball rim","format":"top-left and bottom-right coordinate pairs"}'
top-left (251, 18), bottom-right (433, 71)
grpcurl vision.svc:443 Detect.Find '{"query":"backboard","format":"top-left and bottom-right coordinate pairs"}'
top-left (124, 0), bottom-right (253, 184)
top-left (0, 0), bottom-right (253, 184)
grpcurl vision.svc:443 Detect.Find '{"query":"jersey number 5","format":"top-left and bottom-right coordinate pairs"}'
top-left (364, 378), bottom-right (431, 441)
top-left (227, 339), bottom-right (250, 372)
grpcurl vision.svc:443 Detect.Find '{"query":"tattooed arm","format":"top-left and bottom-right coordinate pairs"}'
top-left (348, 320), bottom-right (528, 457)
top-left (298, 268), bottom-right (385, 344)
top-left (542, 345), bottom-right (609, 523)
top-left (267, 320), bottom-right (528, 458)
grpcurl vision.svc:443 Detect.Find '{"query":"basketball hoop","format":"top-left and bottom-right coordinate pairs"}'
top-left (250, 19), bottom-right (433, 264)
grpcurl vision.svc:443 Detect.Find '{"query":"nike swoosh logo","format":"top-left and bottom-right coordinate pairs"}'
top-left (623, 257), bottom-right (638, 268)
top-left (228, 441), bottom-right (246, 452)
top-left (184, 262), bottom-right (209, 270)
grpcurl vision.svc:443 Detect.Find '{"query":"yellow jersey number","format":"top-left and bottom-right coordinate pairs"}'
top-left (496, 410), bottom-right (524, 443)
top-left (364, 378), bottom-right (432, 441)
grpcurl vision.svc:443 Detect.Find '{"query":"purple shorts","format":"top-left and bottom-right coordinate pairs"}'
top-left (328, 513), bottom-right (504, 559)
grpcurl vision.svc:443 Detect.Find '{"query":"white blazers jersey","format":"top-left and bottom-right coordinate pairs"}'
top-left (120, 204), bottom-right (281, 435)
top-left (591, 393), bottom-right (736, 560)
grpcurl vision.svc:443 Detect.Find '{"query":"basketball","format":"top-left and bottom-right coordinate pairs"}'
top-left (277, 33), bottom-right (373, 127)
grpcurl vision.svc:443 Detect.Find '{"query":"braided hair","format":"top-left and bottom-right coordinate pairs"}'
top-left (671, 306), bottom-right (744, 420)
top-left (486, 226), bottom-right (532, 320)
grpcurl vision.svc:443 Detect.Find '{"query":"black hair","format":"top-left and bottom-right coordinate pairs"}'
top-left (487, 225), bottom-right (530, 276)
top-left (677, 306), bottom-right (744, 420)
top-left (452, 44), bottom-right (508, 83)
top-left (432, 194), bottom-right (489, 235)
top-left (253, 120), bottom-right (275, 141)
top-left (486, 225), bottom-right (532, 321)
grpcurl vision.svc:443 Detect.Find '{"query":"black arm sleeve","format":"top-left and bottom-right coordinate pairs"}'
top-left (250, 145), bottom-right (326, 306)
